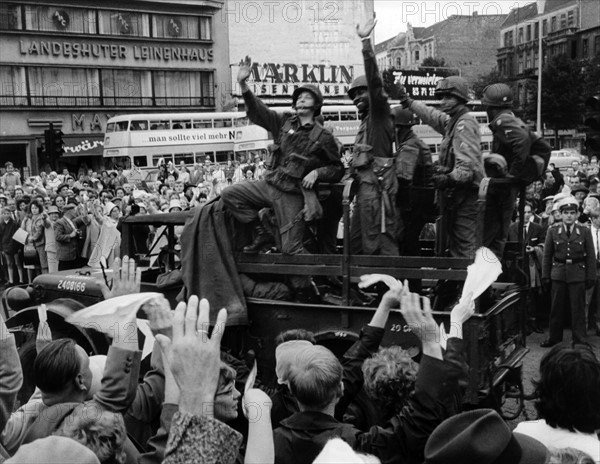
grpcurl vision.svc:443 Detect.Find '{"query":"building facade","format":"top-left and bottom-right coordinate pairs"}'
top-left (375, 13), bottom-right (506, 84)
top-left (0, 0), bottom-right (229, 175)
top-left (226, 0), bottom-right (372, 106)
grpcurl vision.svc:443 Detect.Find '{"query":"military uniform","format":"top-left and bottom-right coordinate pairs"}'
top-left (395, 130), bottom-right (435, 256)
top-left (349, 38), bottom-right (400, 256)
top-left (407, 101), bottom-right (484, 259)
top-left (542, 221), bottom-right (596, 344)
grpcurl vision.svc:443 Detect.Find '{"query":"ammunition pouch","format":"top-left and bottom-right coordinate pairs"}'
top-left (351, 144), bottom-right (374, 169)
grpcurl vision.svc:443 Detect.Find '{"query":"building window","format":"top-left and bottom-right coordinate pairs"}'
top-left (526, 25), bottom-right (531, 42)
top-left (0, 66), bottom-right (27, 105)
top-left (28, 67), bottom-right (100, 106)
top-left (152, 14), bottom-right (210, 40)
top-left (583, 38), bottom-right (589, 58)
top-left (98, 10), bottom-right (149, 36)
top-left (525, 51), bottom-right (531, 69)
top-left (567, 10), bottom-right (574, 27)
top-left (551, 16), bottom-right (557, 32)
top-left (153, 71), bottom-right (214, 107)
top-left (543, 19), bottom-right (548, 36)
top-left (0, 3), bottom-right (22, 30)
top-left (518, 27), bottom-right (523, 44)
top-left (518, 53), bottom-right (524, 74)
top-left (534, 49), bottom-right (539, 68)
top-left (396, 57), bottom-right (401, 68)
top-left (24, 5), bottom-right (97, 33)
top-left (560, 13), bottom-right (566, 29)
top-left (414, 50), bottom-right (419, 61)
top-left (534, 22), bottom-right (539, 39)
top-left (101, 69), bottom-right (151, 106)
top-left (595, 35), bottom-right (600, 55)
top-left (199, 16), bottom-right (211, 40)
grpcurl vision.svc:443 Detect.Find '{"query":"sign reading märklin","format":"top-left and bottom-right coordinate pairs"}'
top-left (232, 62), bottom-right (354, 97)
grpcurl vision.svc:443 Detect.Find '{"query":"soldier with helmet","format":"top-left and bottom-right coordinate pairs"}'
top-left (392, 107), bottom-right (435, 256)
top-left (398, 76), bottom-right (484, 260)
top-left (541, 196), bottom-right (596, 346)
top-left (222, 56), bottom-right (343, 302)
top-left (481, 83), bottom-right (551, 259)
top-left (348, 17), bottom-right (400, 256)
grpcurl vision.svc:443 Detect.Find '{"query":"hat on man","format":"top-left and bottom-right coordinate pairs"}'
top-left (570, 185), bottom-right (589, 195)
top-left (424, 409), bottom-right (549, 464)
top-left (62, 203), bottom-right (76, 212)
top-left (47, 205), bottom-right (60, 215)
top-left (558, 196), bottom-right (579, 212)
top-left (112, 196), bottom-right (122, 203)
top-left (56, 183), bottom-right (69, 193)
top-left (542, 195), bottom-right (554, 204)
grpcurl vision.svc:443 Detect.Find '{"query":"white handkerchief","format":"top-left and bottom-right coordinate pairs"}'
top-left (460, 247), bottom-right (502, 306)
top-left (66, 293), bottom-right (164, 335)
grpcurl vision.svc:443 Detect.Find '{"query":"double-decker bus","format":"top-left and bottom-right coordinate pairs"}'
top-left (102, 112), bottom-right (251, 170)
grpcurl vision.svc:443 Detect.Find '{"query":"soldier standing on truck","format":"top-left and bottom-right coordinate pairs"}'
top-left (392, 107), bottom-right (435, 257)
top-left (221, 56), bottom-right (344, 303)
top-left (481, 83), bottom-right (552, 259)
top-left (398, 77), bottom-right (484, 260)
top-left (348, 17), bottom-right (400, 256)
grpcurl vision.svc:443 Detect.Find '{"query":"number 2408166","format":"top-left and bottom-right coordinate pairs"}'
top-left (57, 279), bottom-right (86, 292)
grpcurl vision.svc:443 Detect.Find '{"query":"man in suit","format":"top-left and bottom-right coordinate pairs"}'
top-left (542, 197), bottom-right (596, 347)
top-left (586, 208), bottom-right (600, 336)
top-left (508, 201), bottom-right (546, 332)
top-left (54, 204), bottom-right (89, 270)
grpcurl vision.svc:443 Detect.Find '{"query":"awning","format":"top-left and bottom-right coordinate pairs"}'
top-left (63, 136), bottom-right (104, 157)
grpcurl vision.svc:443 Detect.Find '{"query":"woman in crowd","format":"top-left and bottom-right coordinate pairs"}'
top-left (0, 206), bottom-right (25, 285)
top-left (43, 205), bottom-right (60, 274)
top-left (87, 201), bottom-right (121, 268)
top-left (23, 200), bottom-right (48, 279)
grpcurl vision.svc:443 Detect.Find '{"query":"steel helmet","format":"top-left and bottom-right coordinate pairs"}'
top-left (482, 83), bottom-right (513, 108)
top-left (292, 84), bottom-right (323, 116)
top-left (391, 107), bottom-right (417, 126)
top-left (347, 75), bottom-right (368, 100)
top-left (434, 76), bottom-right (470, 102)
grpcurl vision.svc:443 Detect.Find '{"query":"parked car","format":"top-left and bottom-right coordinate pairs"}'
top-left (549, 150), bottom-right (585, 170)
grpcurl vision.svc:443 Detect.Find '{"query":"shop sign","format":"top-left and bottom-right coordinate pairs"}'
top-left (392, 70), bottom-right (444, 101)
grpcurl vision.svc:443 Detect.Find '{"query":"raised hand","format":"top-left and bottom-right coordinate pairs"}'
top-left (156, 296), bottom-right (227, 416)
top-left (99, 255), bottom-right (142, 300)
top-left (237, 56), bottom-right (253, 84)
top-left (356, 16), bottom-right (377, 39)
top-left (400, 289), bottom-right (442, 360)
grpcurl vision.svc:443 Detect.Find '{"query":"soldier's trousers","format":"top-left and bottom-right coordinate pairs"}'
top-left (439, 188), bottom-right (478, 260)
top-left (349, 182), bottom-right (399, 256)
top-left (483, 183), bottom-right (519, 259)
top-left (221, 180), bottom-right (310, 288)
top-left (549, 280), bottom-right (587, 344)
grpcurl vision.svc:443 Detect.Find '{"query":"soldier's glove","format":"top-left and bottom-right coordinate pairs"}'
top-left (586, 279), bottom-right (596, 289)
top-left (432, 173), bottom-right (454, 189)
top-left (397, 85), bottom-right (412, 109)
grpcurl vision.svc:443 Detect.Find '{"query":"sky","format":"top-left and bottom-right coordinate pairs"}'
top-left (373, 0), bottom-right (535, 43)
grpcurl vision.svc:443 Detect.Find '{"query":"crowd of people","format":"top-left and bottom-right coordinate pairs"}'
top-left (0, 257), bottom-right (599, 464)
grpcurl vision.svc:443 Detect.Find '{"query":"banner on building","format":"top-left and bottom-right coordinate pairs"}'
top-left (392, 70), bottom-right (445, 101)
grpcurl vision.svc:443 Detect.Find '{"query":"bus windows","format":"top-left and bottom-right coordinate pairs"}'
top-left (133, 155), bottom-right (149, 167)
top-left (193, 120), bottom-right (212, 128)
top-left (322, 111), bottom-right (338, 122)
top-left (130, 120), bottom-right (148, 131)
top-left (234, 116), bottom-right (249, 127)
top-left (153, 154), bottom-right (173, 166)
top-left (174, 153), bottom-right (194, 166)
top-left (115, 121), bottom-right (129, 131)
top-left (150, 120), bottom-right (170, 130)
top-left (215, 150), bottom-right (233, 163)
top-left (214, 118), bottom-right (233, 128)
top-left (195, 152), bottom-right (212, 164)
top-left (340, 110), bottom-right (357, 121)
top-left (172, 120), bottom-right (192, 129)
top-left (106, 122), bottom-right (116, 133)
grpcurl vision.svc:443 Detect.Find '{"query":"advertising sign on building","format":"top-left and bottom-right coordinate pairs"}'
top-left (392, 70), bottom-right (445, 101)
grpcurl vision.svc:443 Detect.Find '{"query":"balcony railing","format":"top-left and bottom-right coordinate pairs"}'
top-left (0, 95), bottom-right (216, 108)
top-left (546, 27), bottom-right (579, 42)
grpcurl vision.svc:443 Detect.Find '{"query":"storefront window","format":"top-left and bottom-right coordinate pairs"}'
top-left (24, 5), bottom-right (96, 34)
top-left (153, 71), bottom-right (214, 107)
top-left (98, 10), bottom-right (149, 37)
top-left (0, 3), bottom-right (21, 30)
top-left (199, 16), bottom-right (211, 40)
top-left (102, 69), bottom-right (151, 106)
top-left (152, 14), bottom-right (199, 39)
top-left (28, 67), bottom-right (100, 106)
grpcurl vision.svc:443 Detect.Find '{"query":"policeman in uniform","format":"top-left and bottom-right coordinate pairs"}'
top-left (223, 56), bottom-right (344, 302)
top-left (541, 197), bottom-right (596, 346)
top-left (481, 83), bottom-right (552, 259)
top-left (348, 17), bottom-right (400, 256)
top-left (398, 77), bottom-right (484, 260)
top-left (392, 107), bottom-right (435, 256)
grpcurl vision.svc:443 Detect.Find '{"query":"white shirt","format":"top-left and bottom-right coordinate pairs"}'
top-left (592, 225), bottom-right (600, 260)
top-left (514, 420), bottom-right (599, 461)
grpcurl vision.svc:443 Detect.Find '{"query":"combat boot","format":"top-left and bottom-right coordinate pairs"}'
top-left (243, 225), bottom-right (274, 254)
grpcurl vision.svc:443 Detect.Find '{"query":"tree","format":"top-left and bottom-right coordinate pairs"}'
top-left (524, 54), bottom-right (584, 147)
top-left (419, 57), bottom-right (455, 77)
